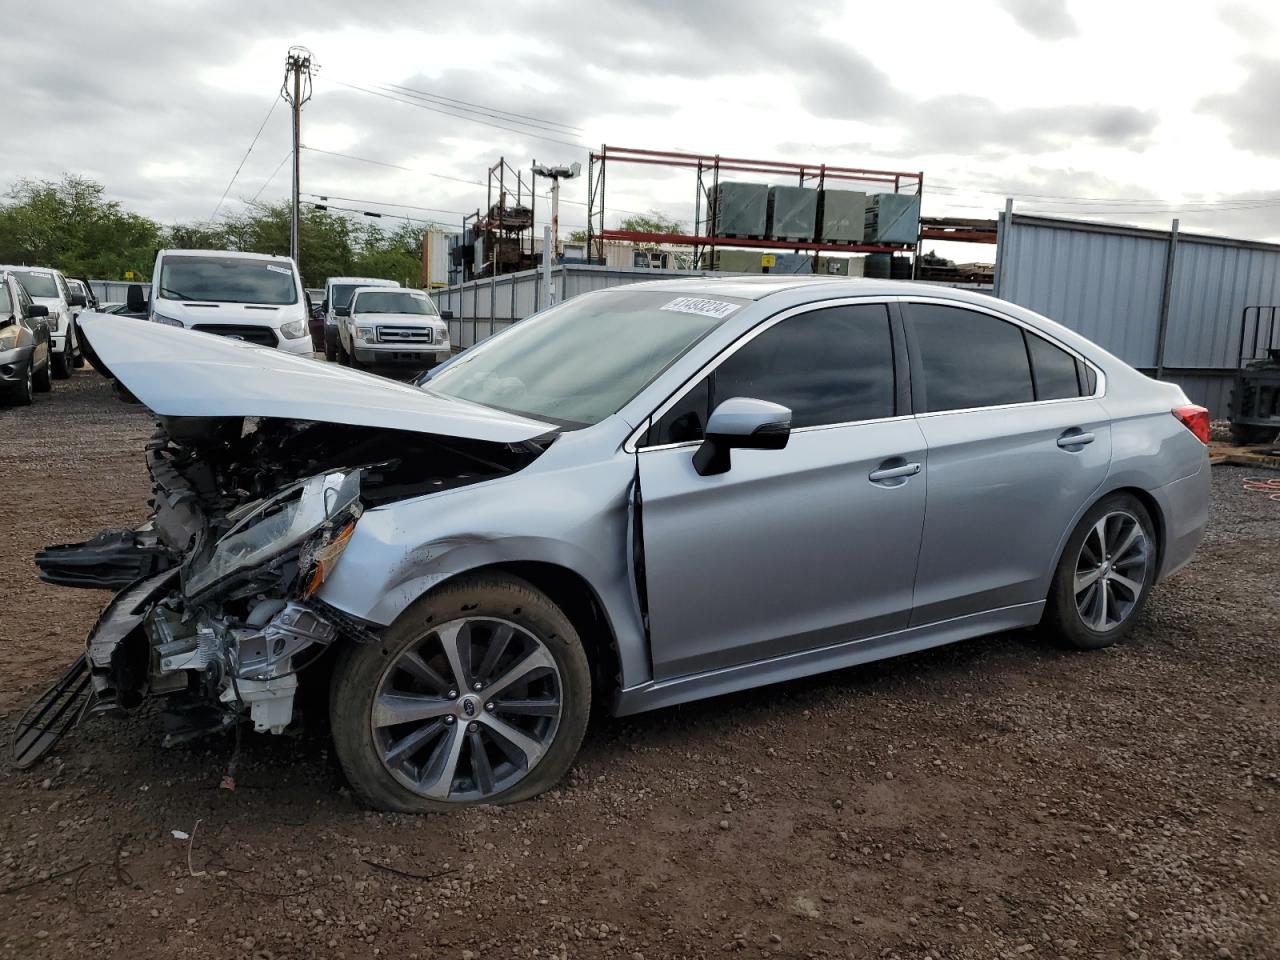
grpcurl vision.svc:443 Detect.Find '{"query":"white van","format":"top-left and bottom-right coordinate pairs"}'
top-left (148, 250), bottom-right (312, 355)
top-left (321, 276), bottom-right (399, 362)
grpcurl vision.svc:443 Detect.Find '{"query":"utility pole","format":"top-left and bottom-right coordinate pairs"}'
top-left (532, 161), bottom-right (582, 263)
top-left (281, 47), bottom-right (313, 268)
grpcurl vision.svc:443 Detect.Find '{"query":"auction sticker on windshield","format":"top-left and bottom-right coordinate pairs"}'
top-left (265, 264), bottom-right (293, 275)
top-left (660, 297), bottom-right (740, 319)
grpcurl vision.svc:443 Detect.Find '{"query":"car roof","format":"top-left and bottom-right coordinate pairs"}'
top-left (157, 249), bottom-right (295, 263)
top-left (0, 263), bottom-right (63, 275)
top-left (327, 276), bottom-right (399, 285)
top-left (600, 275), bottom-right (1008, 311)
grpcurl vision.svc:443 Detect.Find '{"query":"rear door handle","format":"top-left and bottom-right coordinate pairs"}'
top-left (869, 461), bottom-right (921, 483)
top-left (1057, 430), bottom-right (1095, 449)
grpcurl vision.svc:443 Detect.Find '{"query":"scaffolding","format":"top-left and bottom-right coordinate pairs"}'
top-left (464, 157), bottom-right (539, 279)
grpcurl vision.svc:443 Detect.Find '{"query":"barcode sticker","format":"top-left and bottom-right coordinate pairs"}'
top-left (660, 297), bottom-right (739, 319)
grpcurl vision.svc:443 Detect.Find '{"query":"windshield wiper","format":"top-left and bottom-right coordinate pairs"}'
top-left (159, 286), bottom-right (206, 301)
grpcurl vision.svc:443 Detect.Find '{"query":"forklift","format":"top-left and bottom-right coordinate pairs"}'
top-left (1229, 306), bottom-right (1280, 445)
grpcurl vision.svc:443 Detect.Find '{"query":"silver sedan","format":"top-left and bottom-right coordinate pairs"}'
top-left (49, 279), bottom-right (1212, 810)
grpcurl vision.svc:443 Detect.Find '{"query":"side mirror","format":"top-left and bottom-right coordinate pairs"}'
top-left (25, 303), bottom-right (49, 318)
top-left (68, 293), bottom-right (87, 308)
top-left (335, 305), bottom-right (350, 317)
top-left (126, 284), bottom-right (147, 313)
top-left (692, 397), bottom-right (791, 477)
top-left (440, 309), bottom-right (454, 320)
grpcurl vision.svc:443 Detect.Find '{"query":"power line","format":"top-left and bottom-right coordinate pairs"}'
top-left (211, 96), bottom-right (280, 219)
top-left (250, 151), bottom-right (293, 204)
top-left (324, 78), bottom-right (586, 150)
top-left (371, 79), bottom-right (583, 134)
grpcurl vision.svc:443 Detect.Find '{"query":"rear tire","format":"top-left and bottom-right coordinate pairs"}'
top-left (330, 573), bottom-right (591, 813)
top-left (1044, 493), bottom-right (1157, 650)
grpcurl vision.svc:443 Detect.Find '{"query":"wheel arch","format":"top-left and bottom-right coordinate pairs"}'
top-left (1049, 483), bottom-right (1168, 591)
top-left (433, 560), bottom-right (624, 709)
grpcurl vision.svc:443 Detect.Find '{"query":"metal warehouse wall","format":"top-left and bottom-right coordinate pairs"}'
top-left (430, 264), bottom-right (727, 348)
top-left (994, 213), bottom-right (1280, 415)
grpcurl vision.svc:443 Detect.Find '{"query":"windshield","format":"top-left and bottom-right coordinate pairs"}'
top-left (422, 289), bottom-right (743, 426)
top-left (353, 290), bottom-right (437, 315)
top-left (13, 270), bottom-right (59, 298)
top-left (158, 256), bottom-right (298, 305)
top-left (329, 283), bottom-right (370, 309)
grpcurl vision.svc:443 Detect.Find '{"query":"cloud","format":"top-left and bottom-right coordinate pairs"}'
top-left (996, 0), bottom-right (1079, 39)
top-left (1199, 56), bottom-right (1280, 156)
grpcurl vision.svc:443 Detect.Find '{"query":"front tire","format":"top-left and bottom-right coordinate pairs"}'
top-left (330, 573), bottom-right (591, 812)
top-left (1044, 493), bottom-right (1157, 650)
top-left (33, 354), bottom-right (52, 393)
top-left (52, 346), bottom-right (73, 380)
top-left (11, 361), bottom-right (34, 405)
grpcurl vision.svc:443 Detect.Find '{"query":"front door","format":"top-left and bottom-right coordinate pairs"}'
top-left (637, 301), bottom-right (928, 681)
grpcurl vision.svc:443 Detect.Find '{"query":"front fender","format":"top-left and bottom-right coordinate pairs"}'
top-left (317, 452), bottom-right (651, 689)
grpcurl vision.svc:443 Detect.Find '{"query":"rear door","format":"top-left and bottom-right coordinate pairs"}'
top-left (637, 300), bottom-right (928, 681)
top-left (902, 299), bottom-right (1112, 625)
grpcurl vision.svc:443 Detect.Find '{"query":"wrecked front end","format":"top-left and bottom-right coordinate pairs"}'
top-left (19, 414), bottom-right (539, 766)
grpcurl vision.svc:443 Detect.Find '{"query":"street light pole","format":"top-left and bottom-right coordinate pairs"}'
top-left (532, 161), bottom-right (582, 266)
top-left (282, 47), bottom-right (313, 268)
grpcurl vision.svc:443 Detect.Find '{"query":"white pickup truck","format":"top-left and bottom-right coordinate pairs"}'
top-left (335, 286), bottom-right (451, 370)
top-left (147, 250), bottom-right (313, 354)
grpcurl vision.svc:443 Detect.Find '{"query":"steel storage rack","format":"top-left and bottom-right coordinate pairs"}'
top-left (585, 146), bottom-right (924, 274)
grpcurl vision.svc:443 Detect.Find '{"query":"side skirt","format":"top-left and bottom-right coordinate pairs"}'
top-left (613, 601), bottom-right (1045, 716)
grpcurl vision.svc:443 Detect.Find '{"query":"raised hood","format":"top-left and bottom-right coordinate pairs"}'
top-left (78, 313), bottom-right (556, 444)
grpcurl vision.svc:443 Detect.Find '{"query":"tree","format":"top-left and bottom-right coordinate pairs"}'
top-left (0, 175), bottom-right (162, 279)
top-left (618, 210), bottom-right (685, 235)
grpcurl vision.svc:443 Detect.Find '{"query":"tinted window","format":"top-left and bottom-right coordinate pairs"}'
top-left (647, 303), bottom-right (895, 444)
top-left (1079, 361), bottom-right (1097, 395)
top-left (909, 304), bottom-right (1034, 412)
top-left (1027, 332), bottom-right (1081, 400)
top-left (0, 283), bottom-right (11, 315)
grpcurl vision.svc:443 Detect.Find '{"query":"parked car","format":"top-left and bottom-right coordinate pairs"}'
top-left (335, 286), bottom-right (451, 369)
top-left (321, 276), bottom-right (399, 362)
top-left (147, 250), bottom-right (312, 354)
top-left (67, 278), bottom-right (98, 313)
top-left (32, 278), bottom-right (1210, 811)
top-left (0, 271), bottom-right (53, 404)
top-left (0, 265), bottom-right (85, 378)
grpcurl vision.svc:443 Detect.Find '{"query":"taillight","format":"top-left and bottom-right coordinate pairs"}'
top-left (1173, 404), bottom-right (1210, 445)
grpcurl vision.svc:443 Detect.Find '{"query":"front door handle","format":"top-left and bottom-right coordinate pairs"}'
top-left (869, 460), bottom-right (921, 483)
top-left (1057, 430), bottom-right (1095, 449)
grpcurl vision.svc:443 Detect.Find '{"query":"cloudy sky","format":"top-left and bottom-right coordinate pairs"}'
top-left (2, 0), bottom-right (1278, 253)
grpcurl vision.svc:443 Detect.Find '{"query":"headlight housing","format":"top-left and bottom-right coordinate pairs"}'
top-left (356, 326), bottom-right (375, 341)
top-left (280, 319), bottom-right (307, 339)
top-left (185, 470), bottom-right (363, 598)
top-left (46, 313), bottom-right (61, 332)
top-left (151, 311), bottom-right (185, 328)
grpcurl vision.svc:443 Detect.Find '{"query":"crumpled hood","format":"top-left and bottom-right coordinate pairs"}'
top-left (77, 313), bottom-right (556, 443)
top-left (151, 299), bottom-right (305, 328)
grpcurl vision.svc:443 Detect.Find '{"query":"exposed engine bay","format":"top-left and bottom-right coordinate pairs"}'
top-left (19, 415), bottom-right (546, 761)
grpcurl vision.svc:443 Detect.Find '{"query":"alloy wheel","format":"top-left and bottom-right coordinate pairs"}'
top-left (1073, 510), bottom-right (1151, 632)
top-left (371, 617), bottom-right (563, 802)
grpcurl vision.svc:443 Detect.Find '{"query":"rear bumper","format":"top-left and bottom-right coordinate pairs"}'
top-left (1150, 457), bottom-right (1211, 581)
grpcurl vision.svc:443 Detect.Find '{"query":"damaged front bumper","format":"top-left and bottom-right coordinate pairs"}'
top-left (34, 425), bottom-right (368, 749)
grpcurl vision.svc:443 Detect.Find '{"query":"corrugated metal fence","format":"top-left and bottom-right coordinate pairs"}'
top-left (995, 212), bottom-right (1280, 415)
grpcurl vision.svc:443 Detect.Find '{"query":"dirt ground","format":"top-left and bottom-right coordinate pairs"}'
top-left (1, 371), bottom-right (1277, 960)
